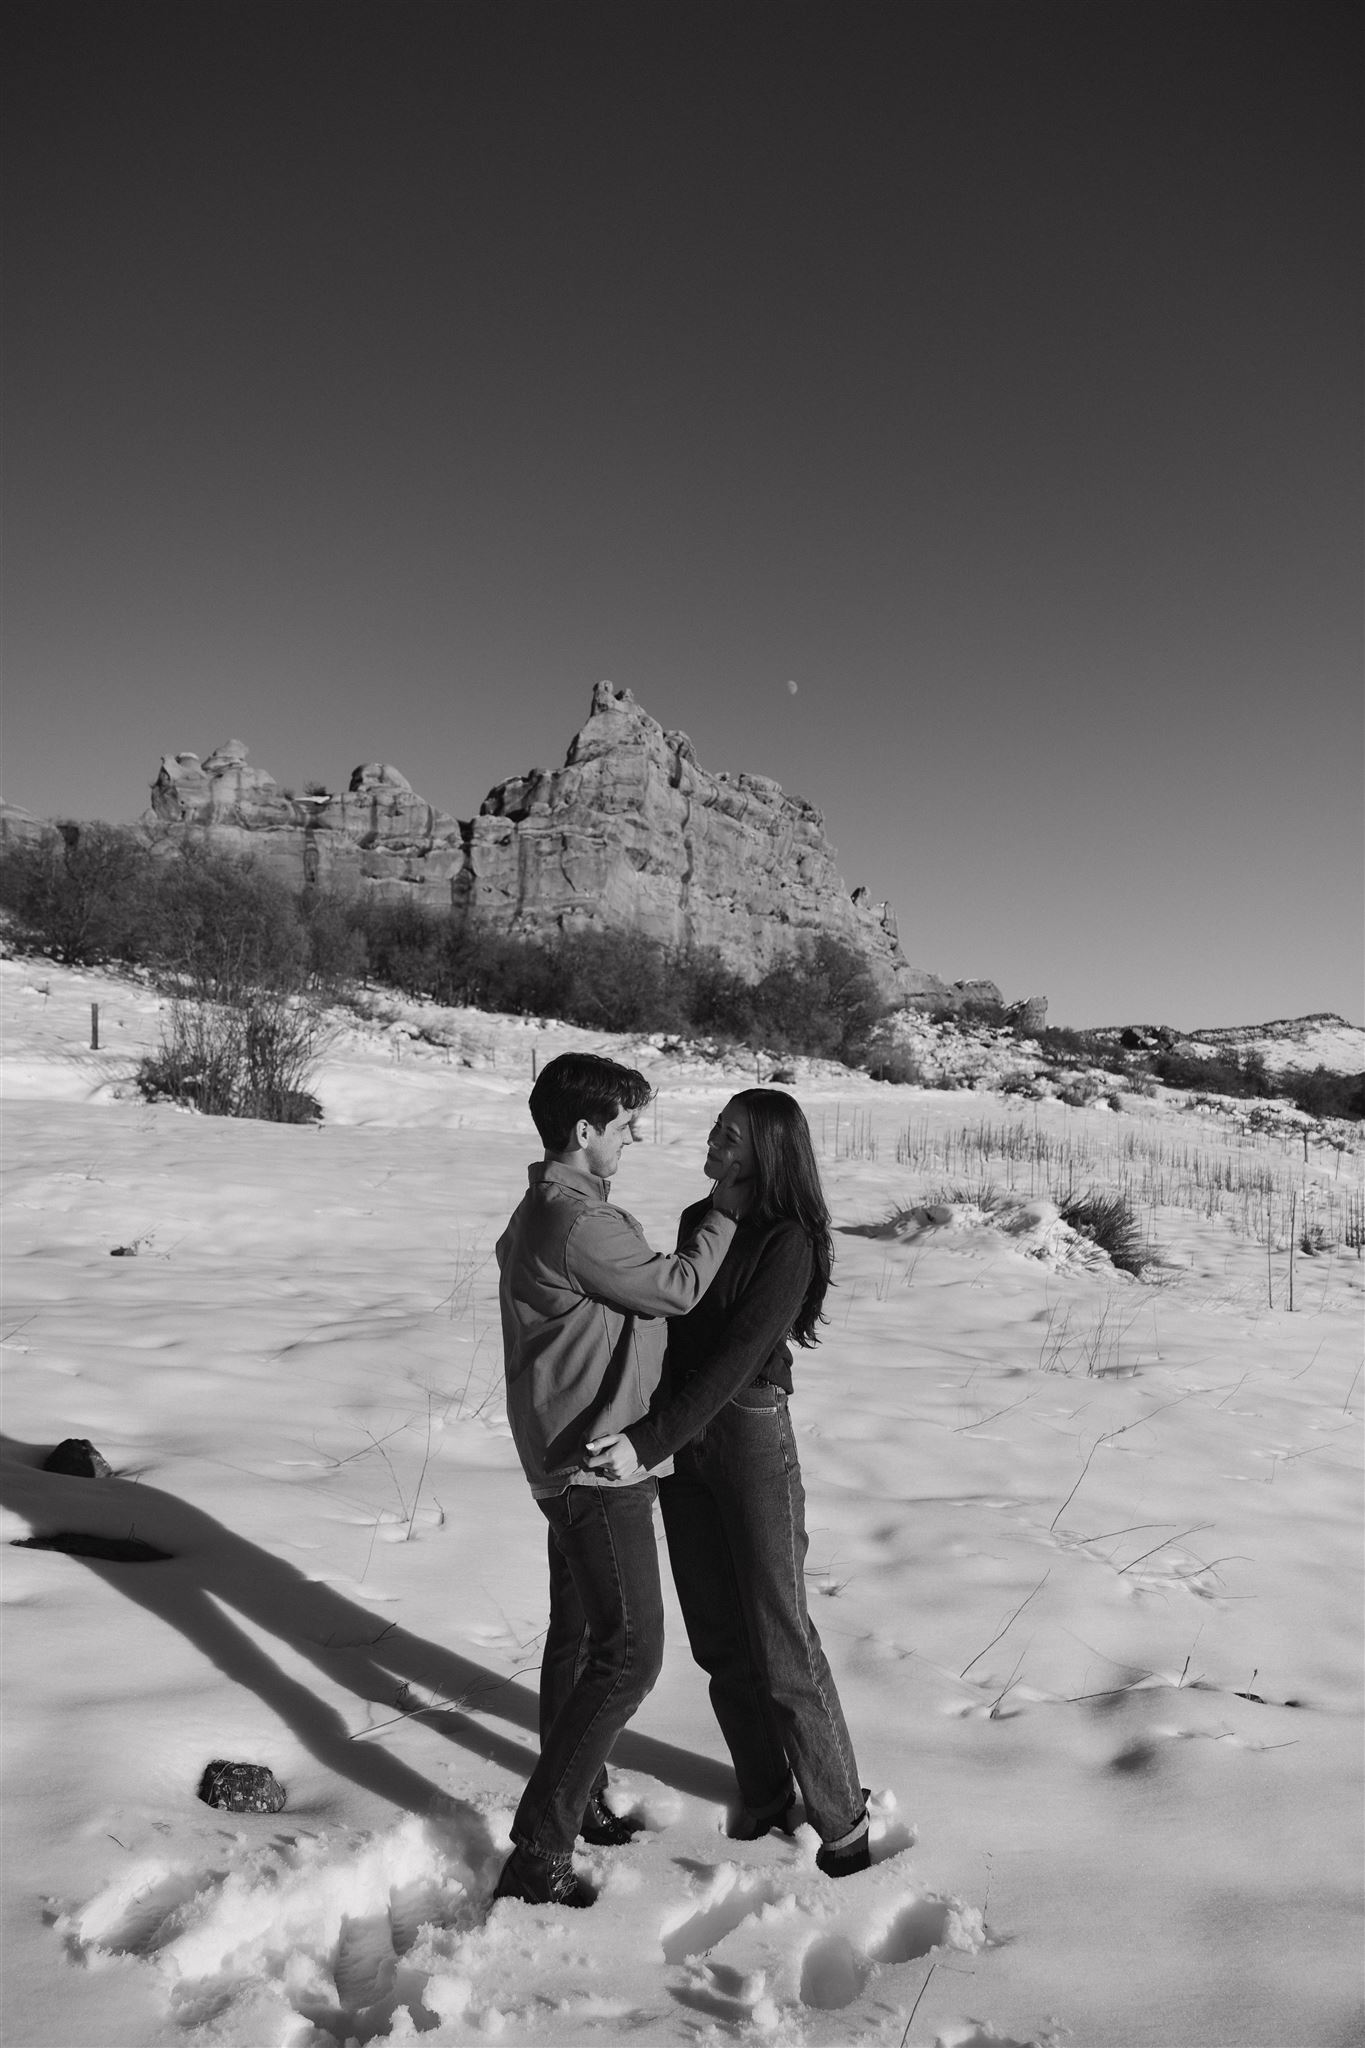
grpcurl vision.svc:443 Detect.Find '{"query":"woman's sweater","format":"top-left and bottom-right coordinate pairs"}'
top-left (622, 1200), bottom-right (814, 1472)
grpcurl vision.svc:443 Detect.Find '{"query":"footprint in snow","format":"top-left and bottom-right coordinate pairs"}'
top-left (799, 1900), bottom-right (956, 2010)
top-left (56, 1819), bottom-right (480, 2043)
top-left (660, 1837), bottom-right (976, 2027)
top-left (800, 1932), bottom-right (873, 2008)
top-left (60, 1863), bottom-right (225, 1958)
top-left (871, 1896), bottom-right (956, 1964)
top-left (661, 1867), bottom-right (791, 1962)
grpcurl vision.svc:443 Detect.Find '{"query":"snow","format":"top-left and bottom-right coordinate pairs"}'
top-left (2, 956), bottom-right (1362, 2048)
top-left (1187, 1016), bottom-right (1365, 1076)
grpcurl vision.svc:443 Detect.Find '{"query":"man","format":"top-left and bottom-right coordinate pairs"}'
top-left (492, 1051), bottom-right (741, 1908)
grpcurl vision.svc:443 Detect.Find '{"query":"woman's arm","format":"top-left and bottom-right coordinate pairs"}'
top-left (593, 1225), bottom-right (813, 1475)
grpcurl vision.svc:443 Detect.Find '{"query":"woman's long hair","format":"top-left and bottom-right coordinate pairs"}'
top-left (730, 1089), bottom-right (832, 1345)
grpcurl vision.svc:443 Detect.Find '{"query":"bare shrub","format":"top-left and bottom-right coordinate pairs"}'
top-left (1000, 1069), bottom-right (1046, 1098)
top-left (0, 824), bottom-right (153, 964)
top-left (867, 1049), bottom-right (925, 1086)
top-left (137, 992), bottom-right (325, 1122)
top-left (299, 890), bottom-right (369, 991)
top-left (1055, 1073), bottom-right (1103, 1108)
top-left (148, 845), bottom-right (307, 998)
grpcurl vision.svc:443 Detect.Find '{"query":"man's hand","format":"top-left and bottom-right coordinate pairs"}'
top-left (584, 1433), bottom-right (643, 1482)
top-left (709, 1157), bottom-right (748, 1218)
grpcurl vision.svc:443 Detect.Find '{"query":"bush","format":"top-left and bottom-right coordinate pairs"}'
top-left (672, 948), bottom-right (759, 1041)
top-left (1054, 1073), bottom-right (1103, 1108)
top-left (299, 889), bottom-right (369, 990)
top-left (348, 897), bottom-right (447, 997)
top-left (1026, 1023), bottom-right (1115, 1064)
top-left (145, 845), bottom-right (307, 997)
top-left (867, 1049), bottom-right (925, 1086)
top-left (550, 930), bottom-right (681, 1032)
top-left (1147, 1047), bottom-right (1275, 1099)
top-left (0, 828), bottom-right (312, 997)
top-left (748, 938), bottom-right (889, 1062)
top-left (137, 991), bottom-right (325, 1122)
top-left (953, 996), bottom-right (1010, 1029)
top-left (927, 1180), bottom-right (1005, 1213)
top-left (472, 932), bottom-right (563, 1015)
top-left (1280, 1066), bottom-right (1365, 1121)
top-left (0, 824), bottom-right (154, 964)
top-left (1000, 1069), bottom-right (1046, 1098)
top-left (1058, 1192), bottom-right (1149, 1275)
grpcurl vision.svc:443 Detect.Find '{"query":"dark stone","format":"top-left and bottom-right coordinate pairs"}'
top-left (13, 1531), bottom-right (170, 1562)
top-left (197, 1761), bottom-right (287, 1813)
top-left (41, 1439), bottom-right (113, 1478)
top-left (1109, 1739), bottom-right (1160, 1775)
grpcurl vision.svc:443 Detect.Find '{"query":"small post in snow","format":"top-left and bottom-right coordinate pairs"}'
top-left (90, 1003), bottom-right (99, 1050)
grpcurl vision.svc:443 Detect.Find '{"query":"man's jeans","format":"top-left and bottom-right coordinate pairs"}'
top-left (512, 1479), bottom-right (664, 1857)
top-left (659, 1384), bottom-right (864, 1844)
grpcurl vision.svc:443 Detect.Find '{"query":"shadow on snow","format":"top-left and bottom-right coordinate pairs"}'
top-left (0, 1434), bottom-right (734, 1836)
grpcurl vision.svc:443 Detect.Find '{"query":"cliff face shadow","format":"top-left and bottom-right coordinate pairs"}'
top-left (0, 1436), bottom-right (733, 1827)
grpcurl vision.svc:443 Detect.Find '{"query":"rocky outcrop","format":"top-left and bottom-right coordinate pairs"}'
top-left (0, 799), bottom-right (62, 852)
top-left (147, 744), bottom-right (468, 898)
top-left (457, 682), bottom-right (953, 1001)
top-left (141, 686), bottom-right (1034, 1011)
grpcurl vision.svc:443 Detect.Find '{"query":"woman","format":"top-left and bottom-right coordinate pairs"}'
top-left (586, 1090), bottom-right (870, 1878)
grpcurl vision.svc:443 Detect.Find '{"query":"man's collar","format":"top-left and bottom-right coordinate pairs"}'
top-left (529, 1158), bottom-right (611, 1200)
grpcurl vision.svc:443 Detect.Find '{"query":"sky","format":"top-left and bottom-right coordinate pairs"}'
top-left (3, 0), bottom-right (1360, 1029)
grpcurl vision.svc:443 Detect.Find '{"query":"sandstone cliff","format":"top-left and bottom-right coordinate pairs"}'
top-left (456, 682), bottom-right (957, 1002)
top-left (144, 687), bottom-right (1031, 1012)
top-left (147, 742), bottom-right (468, 898)
top-left (0, 800), bottom-right (62, 852)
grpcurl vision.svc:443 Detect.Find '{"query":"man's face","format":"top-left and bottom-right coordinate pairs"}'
top-left (581, 1104), bottom-right (640, 1180)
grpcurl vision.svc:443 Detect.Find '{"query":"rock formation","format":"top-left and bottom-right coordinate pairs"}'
top-left (142, 685), bottom-right (1039, 1013)
top-left (0, 799), bottom-right (62, 852)
top-left (456, 682), bottom-right (952, 1002)
top-left (147, 743), bottom-right (468, 898)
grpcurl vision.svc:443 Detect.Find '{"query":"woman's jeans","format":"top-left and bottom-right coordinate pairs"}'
top-left (659, 1384), bottom-right (864, 1844)
top-left (512, 1478), bottom-right (664, 1858)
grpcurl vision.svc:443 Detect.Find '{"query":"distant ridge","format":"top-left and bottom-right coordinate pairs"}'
top-left (1095, 1014), bottom-right (1363, 1077)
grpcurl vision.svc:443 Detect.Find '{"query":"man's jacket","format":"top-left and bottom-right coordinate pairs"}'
top-left (497, 1160), bottom-right (736, 1495)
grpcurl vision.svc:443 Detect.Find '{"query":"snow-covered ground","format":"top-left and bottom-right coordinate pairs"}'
top-left (867, 1006), bottom-right (1365, 1097)
top-left (2, 958), bottom-right (1362, 2048)
top-left (1186, 1015), bottom-right (1365, 1075)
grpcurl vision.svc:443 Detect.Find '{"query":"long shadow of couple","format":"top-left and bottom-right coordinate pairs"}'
top-left (1, 1435), bottom-right (733, 1872)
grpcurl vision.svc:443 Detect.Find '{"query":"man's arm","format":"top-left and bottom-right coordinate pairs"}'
top-left (564, 1201), bottom-right (737, 1317)
top-left (588, 1227), bottom-right (811, 1478)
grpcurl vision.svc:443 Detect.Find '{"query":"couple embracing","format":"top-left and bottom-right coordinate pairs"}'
top-left (492, 1052), bottom-right (869, 1909)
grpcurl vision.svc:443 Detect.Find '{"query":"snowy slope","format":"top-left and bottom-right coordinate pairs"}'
top-left (1186, 1014), bottom-right (1365, 1075)
top-left (2, 957), bottom-right (1362, 2048)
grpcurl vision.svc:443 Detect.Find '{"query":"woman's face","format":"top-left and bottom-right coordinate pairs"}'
top-left (705, 1099), bottom-right (755, 1184)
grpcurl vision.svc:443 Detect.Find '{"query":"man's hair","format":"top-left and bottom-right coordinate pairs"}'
top-left (529, 1053), bottom-right (652, 1153)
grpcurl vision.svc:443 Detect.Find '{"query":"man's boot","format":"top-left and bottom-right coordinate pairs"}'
top-left (580, 1790), bottom-right (642, 1847)
top-left (492, 1845), bottom-right (591, 1908)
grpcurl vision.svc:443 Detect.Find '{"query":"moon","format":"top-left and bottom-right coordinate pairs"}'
top-left (786, 680), bottom-right (799, 695)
